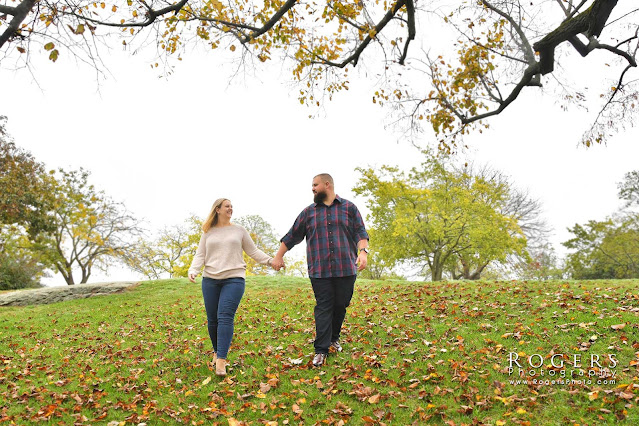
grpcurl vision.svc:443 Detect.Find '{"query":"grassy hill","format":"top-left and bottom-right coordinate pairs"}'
top-left (1, 277), bottom-right (638, 424)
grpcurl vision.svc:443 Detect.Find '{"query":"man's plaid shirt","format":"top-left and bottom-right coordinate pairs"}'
top-left (281, 195), bottom-right (369, 278)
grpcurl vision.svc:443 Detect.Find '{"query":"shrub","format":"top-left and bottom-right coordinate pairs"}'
top-left (0, 253), bottom-right (43, 290)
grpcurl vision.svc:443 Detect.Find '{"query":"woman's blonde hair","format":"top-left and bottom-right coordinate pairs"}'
top-left (202, 198), bottom-right (229, 232)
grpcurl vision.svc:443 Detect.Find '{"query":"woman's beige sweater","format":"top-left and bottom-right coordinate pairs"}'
top-left (188, 224), bottom-right (272, 279)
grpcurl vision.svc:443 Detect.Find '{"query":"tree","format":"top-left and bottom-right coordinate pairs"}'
top-left (618, 170), bottom-right (639, 208)
top-left (0, 118), bottom-right (55, 289)
top-left (33, 168), bottom-right (144, 285)
top-left (0, 116), bottom-right (55, 237)
top-left (445, 164), bottom-right (549, 279)
top-left (1, 2), bottom-right (636, 148)
top-left (0, 225), bottom-right (49, 290)
top-left (514, 242), bottom-right (564, 281)
top-left (234, 214), bottom-right (279, 276)
top-left (124, 215), bottom-right (202, 279)
top-left (563, 169), bottom-right (639, 279)
top-left (353, 155), bottom-right (528, 281)
top-left (563, 214), bottom-right (639, 279)
top-left (462, 164), bottom-right (552, 279)
top-left (356, 230), bottom-right (405, 280)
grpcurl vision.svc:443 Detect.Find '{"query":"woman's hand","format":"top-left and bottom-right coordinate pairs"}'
top-left (270, 257), bottom-right (285, 271)
top-left (188, 274), bottom-right (197, 283)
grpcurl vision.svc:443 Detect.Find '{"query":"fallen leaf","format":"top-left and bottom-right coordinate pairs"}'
top-left (260, 382), bottom-right (271, 393)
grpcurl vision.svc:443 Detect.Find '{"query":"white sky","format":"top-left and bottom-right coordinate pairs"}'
top-left (1, 37), bottom-right (637, 285)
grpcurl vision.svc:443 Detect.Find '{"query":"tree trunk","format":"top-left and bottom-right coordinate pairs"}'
top-left (431, 251), bottom-right (444, 281)
top-left (468, 262), bottom-right (489, 280)
top-left (63, 272), bottom-right (75, 285)
top-left (56, 263), bottom-right (75, 285)
top-left (80, 263), bottom-right (91, 284)
top-left (431, 266), bottom-right (444, 281)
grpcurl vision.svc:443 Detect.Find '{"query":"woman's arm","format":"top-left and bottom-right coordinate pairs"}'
top-left (240, 227), bottom-right (273, 266)
top-left (187, 233), bottom-right (206, 282)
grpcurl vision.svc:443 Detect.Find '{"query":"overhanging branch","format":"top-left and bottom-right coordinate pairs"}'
top-left (313, 0), bottom-right (407, 68)
top-left (62, 0), bottom-right (189, 29)
top-left (398, 0), bottom-right (415, 65)
top-left (239, 0), bottom-right (297, 44)
top-left (460, 62), bottom-right (540, 124)
top-left (0, 0), bottom-right (38, 48)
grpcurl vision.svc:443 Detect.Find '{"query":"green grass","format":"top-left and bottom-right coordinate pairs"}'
top-left (1, 277), bottom-right (639, 425)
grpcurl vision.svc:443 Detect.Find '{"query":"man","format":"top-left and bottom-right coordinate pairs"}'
top-left (272, 173), bottom-right (369, 367)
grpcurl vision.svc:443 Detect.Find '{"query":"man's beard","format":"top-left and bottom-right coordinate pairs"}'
top-left (314, 191), bottom-right (328, 204)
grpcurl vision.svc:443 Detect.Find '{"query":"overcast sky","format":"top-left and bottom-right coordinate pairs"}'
top-left (2, 41), bottom-right (637, 285)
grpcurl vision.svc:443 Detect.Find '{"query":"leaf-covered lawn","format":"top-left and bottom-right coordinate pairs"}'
top-left (1, 277), bottom-right (638, 425)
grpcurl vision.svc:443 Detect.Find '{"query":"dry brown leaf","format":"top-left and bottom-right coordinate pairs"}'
top-left (260, 383), bottom-right (271, 393)
top-left (368, 394), bottom-right (381, 404)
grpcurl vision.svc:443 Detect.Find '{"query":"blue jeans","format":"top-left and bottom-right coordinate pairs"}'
top-left (201, 277), bottom-right (245, 359)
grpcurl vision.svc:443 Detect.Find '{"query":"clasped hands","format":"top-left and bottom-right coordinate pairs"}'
top-left (270, 257), bottom-right (286, 271)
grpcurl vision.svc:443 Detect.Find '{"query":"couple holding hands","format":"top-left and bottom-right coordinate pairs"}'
top-left (188, 173), bottom-right (369, 376)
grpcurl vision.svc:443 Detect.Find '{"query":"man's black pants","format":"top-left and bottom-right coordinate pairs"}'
top-left (310, 275), bottom-right (356, 354)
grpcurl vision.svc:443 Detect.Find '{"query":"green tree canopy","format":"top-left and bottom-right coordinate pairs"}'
top-left (563, 169), bottom-right (639, 279)
top-left (0, 224), bottom-right (50, 290)
top-left (353, 155), bottom-right (528, 281)
top-left (0, 116), bottom-right (55, 237)
top-left (0, 118), bottom-right (56, 289)
top-left (124, 215), bottom-right (202, 279)
top-left (563, 215), bottom-right (639, 279)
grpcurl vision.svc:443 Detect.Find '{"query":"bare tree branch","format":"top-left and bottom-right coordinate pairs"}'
top-left (482, 0), bottom-right (536, 64)
top-left (458, 62), bottom-right (540, 125)
top-left (312, 0), bottom-right (406, 68)
top-left (61, 0), bottom-right (190, 29)
top-left (398, 0), bottom-right (415, 65)
top-left (0, 0), bottom-right (38, 48)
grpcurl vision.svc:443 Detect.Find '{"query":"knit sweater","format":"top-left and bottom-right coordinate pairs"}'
top-left (188, 224), bottom-right (273, 279)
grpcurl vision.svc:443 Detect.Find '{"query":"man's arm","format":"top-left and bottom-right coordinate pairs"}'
top-left (275, 208), bottom-right (308, 270)
top-left (356, 239), bottom-right (369, 271)
top-left (350, 202), bottom-right (370, 271)
top-left (272, 242), bottom-right (289, 270)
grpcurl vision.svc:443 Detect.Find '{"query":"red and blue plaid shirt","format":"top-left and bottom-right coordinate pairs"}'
top-left (281, 195), bottom-right (369, 278)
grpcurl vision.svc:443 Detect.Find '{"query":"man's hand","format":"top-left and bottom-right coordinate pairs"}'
top-left (188, 274), bottom-right (197, 283)
top-left (357, 251), bottom-right (368, 271)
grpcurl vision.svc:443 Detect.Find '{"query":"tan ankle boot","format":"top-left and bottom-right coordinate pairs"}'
top-left (215, 358), bottom-right (227, 376)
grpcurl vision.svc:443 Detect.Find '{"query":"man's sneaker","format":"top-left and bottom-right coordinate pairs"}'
top-left (330, 341), bottom-right (343, 352)
top-left (312, 353), bottom-right (327, 367)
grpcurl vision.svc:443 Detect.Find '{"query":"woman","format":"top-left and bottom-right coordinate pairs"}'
top-left (188, 198), bottom-right (279, 376)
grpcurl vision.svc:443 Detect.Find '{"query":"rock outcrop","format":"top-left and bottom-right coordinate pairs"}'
top-left (0, 282), bottom-right (139, 307)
